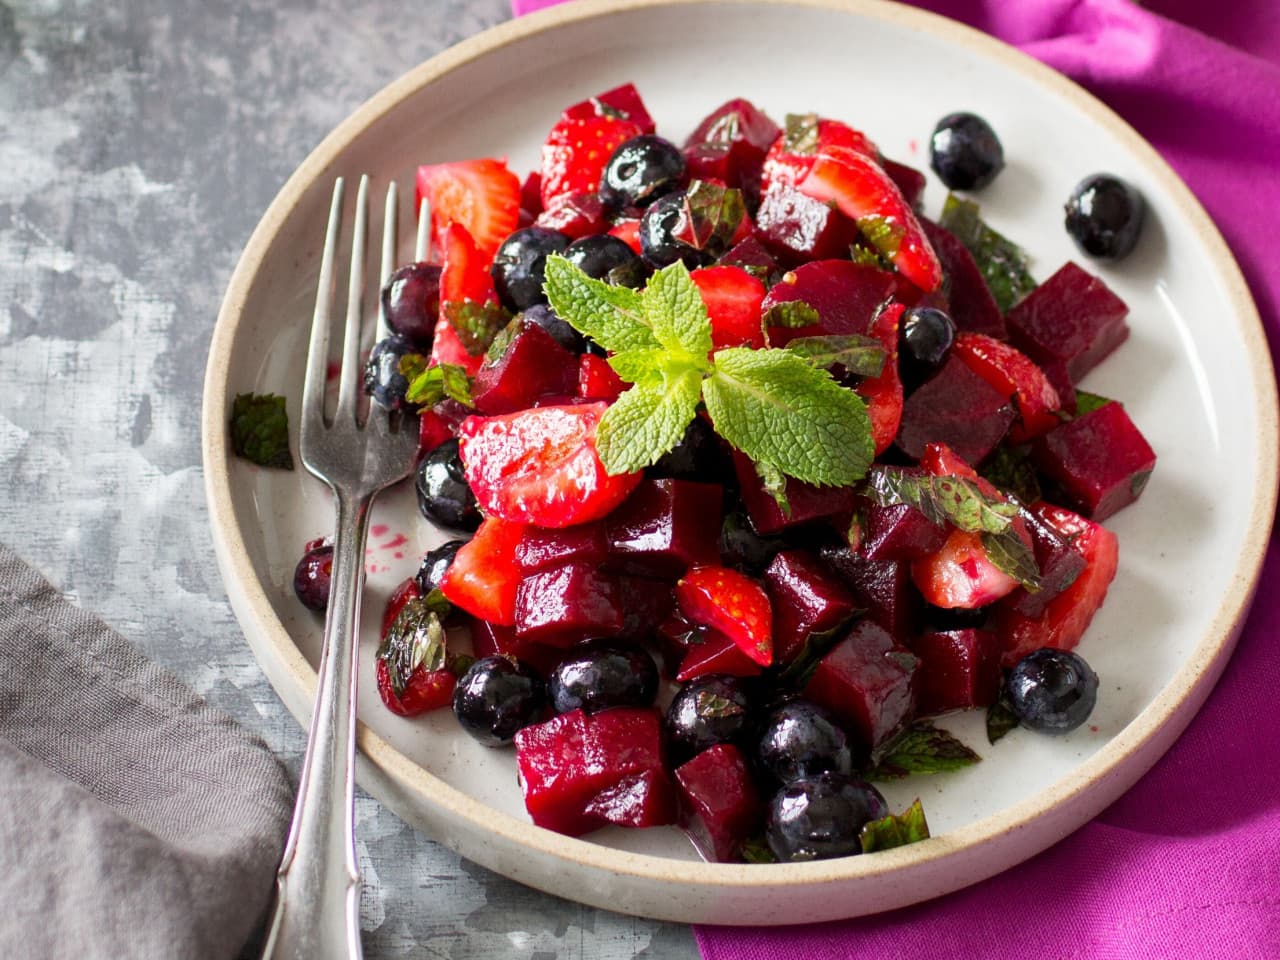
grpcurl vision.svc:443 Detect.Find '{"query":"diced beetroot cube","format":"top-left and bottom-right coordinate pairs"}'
top-left (675, 743), bottom-right (764, 863)
top-left (803, 620), bottom-right (919, 749)
top-left (718, 235), bottom-right (779, 278)
top-left (562, 82), bottom-right (655, 134)
top-left (472, 318), bottom-right (580, 415)
top-left (1031, 401), bottom-right (1157, 521)
top-left (417, 407), bottom-right (454, 456)
top-left (683, 141), bottom-right (734, 187)
top-left (910, 629), bottom-right (1002, 715)
top-left (761, 258), bottom-right (898, 346)
top-left (606, 479), bottom-right (724, 575)
top-left (514, 562), bottom-right (623, 647)
top-left (615, 575), bottom-right (675, 644)
top-left (763, 549), bottom-right (856, 665)
top-left (675, 626), bottom-right (763, 682)
top-left (896, 355), bottom-right (1016, 464)
top-left (920, 219), bottom-right (1005, 340)
top-left (817, 547), bottom-right (919, 646)
top-left (535, 191), bottom-right (609, 239)
top-left (468, 618), bottom-right (563, 675)
top-left (882, 158), bottom-right (927, 212)
top-left (583, 769), bottom-right (677, 828)
top-left (684, 98), bottom-right (780, 204)
top-left (754, 183), bottom-right (860, 266)
top-left (515, 522), bottom-right (609, 573)
top-left (519, 170), bottom-right (543, 218)
top-left (860, 502), bottom-right (949, 562)
top-left (1006, 503), bottom-right (1088, 618)
top-left (731, 450), bottom-right (857, 535)
top-left (1005, 261), bottom-right (1129, 383)
top-left (514, 707), bottom-right (667, 836)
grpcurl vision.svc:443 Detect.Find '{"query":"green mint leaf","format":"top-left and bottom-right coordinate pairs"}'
top-left (680, 180), bottom-right (747, 255)
top-left (1073, 390), bottom-right (1113, 417)
top-left (230, 393), bottom-right (293, 470)
top-left (857, 214), bottom-right (905, 259)
top-left (938, 194), bottom-right (1036, 312)
top-left (703, 347), bottom-right (874, 487)
top-left (987, 687), bottom-right (1020, 744)
top-left (376, 597), bottom-right (448, 698)
top-left (485, 314), bottom-right (523, 363)
top-left (606, 348), bottom-right (669, 389)
top-left (772, 621), bottom-right (852, 691)
top-left (850, 243), bottom-right (891, 269)
top-left (694, 689), bottom-right (747, 722)
top-left (702, 109), bottom-right (743, 145)
top-left (761, 300), bottom-right (822, 330)
top-left (595, 370), bottom-right (702, 475)
top-left (867, 720), bottom-right (982, 780)
top-left (784, 334), bottom-right (886, 377)
top-left (739, 835), bottom-right (778, 864)
top-left (754, 459), bottom-right (792, 518)
top-left (980, 444), bottom-right (1042, 505)
top-left (448, 652), bottom-right (476, 677)
top-left (860, 799), bottom-right (931, 853)
top-left (866, 466), bottom-right (1019, 534)
top-left (981, 527), bottom-right (1042, 591)
top-left (442, 299), bottom-right (510, 356)
top-left (784, 113), bottom-right (819, 155)
top-left (641, 261), bottom-right (713, 360)
top-left (543, 254), bottom-right (659, 353)
top-left (398, 352), bottom-right (430, 384)
top-left (405, 362), bottom-right (474, 409)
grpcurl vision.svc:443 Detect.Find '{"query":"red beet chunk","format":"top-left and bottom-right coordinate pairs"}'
top-left (472, 318), bottom-right (580, 415)
top-left (675, 743), bottom-right (764, 863)
top-left (674, 625), bottom-right (763, 681)
top-left (896, 355), bottom-right (1016, 464)
top-left (761, 258), bottom-right (898, 345)
top-left (1006, 503), bottom-right (1088, 618)
top-left (535, 191), bottom-right (610, 239)
top-left (718, 235), bottom-right (780, 278)
top-left (515, 522), bottom-right (609, 573)
top-left (605, 479), bottom-right (724, 575)
top-left (818, 546), bottom-right (919, 646)
top-left (514, 707), bottom-right (668, 836)
top-left (763, 549), bottom-right (857, 665)
top-left (468, 618), bottom-right (562, 675)
top-left (583, 769), bottom-right (677, 829)
top-left (754, 183), bottom-right (860, 266)
top-left (860, 502), bottom-right (949, 562)
top-left (910, 629), bottom-right (1001, 715)
top-left (731, 450), bottom-right (856, 535)
top-left (686, 98), bottom-right (781, 161)
top-left (615, 575), bottom-right (675, 644)
top-left (920, 219), bottom-right (1005, 340)
top-left (803, 620), bottom-right (919, 749)
top-left (1031, 401), bottom-right (1157, 521)
top-left (1006, 261), bottom-right (1129, 383)
top-left (514, 562), bottom-right (623, 647)
top-left (882, 158), bottom-right (927, 212)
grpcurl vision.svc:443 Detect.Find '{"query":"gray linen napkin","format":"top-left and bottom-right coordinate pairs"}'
top-left (0, 543), bottom-right (294, 959)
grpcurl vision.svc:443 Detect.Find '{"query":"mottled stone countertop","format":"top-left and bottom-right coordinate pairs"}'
top-left (0, 2), bottom-right (695, 956)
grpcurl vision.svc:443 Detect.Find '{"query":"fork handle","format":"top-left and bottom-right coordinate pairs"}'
top-left (262, 489), bottom-right (371, 960)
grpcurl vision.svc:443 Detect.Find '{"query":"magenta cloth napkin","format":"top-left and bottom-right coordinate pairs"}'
top-left (508, 0), bottom-right (1280, 955)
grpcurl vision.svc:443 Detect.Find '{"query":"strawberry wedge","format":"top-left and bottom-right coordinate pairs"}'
top-left (416, 158), bottom-right (520, 262)
top-left (675, 564), bottom-right (773, 666)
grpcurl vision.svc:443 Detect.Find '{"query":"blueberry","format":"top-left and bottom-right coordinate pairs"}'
top-left (362, 335), bottom-right (423, 411)
top-left (491, 226), bottom-right (571, 312)
top-left (639, 191), bottom-right (708, 269)
top-left (600, 135), bottom-right (686, 210)
top-left (755, 701), bottom-right (853, 786)
top-left (766, 773), bottom-right (889, 862)
top-left (452, 655), bottom-right (547, 746)
top-left (414, 438), bottom-right (481, 531)
top-left (1006, 648), bottom-right (1099, 734)
top-left (563, 234), bottom-right (640, 281)
top-left (665, 674), bottom-right (754, 765)
top-left (899, 306), bottom-right (956, 388)
top-left (1064, 174), bottom-right (1146, 261)
top-left (520, 303), bottom-right (584, 354)
top-left (415, 538), bottom-right (466, 596)
top-left (929, 112), bottom-right (1005, 191)
top-left (381, 261), bottom-right (441, 348)
top-left (548, 640), bottom-right (659, 715)
top-left (649, 415), bottom-right (725, 482)
top-left (293, 540), bottom-right (333, 611)
top-left (719, 509), bottom-right (784, 575)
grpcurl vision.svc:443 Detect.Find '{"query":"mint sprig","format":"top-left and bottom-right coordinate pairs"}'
top-left (230, 393), bottom-right (293, 470)
top-left (784, 334), bottom-right (886, 376)
top-left (860, 799), bottom-right (930, 853)
top-left (867, 720), bottom-right (982, 780)
top-left (404, 361), bottom-right (473, 409)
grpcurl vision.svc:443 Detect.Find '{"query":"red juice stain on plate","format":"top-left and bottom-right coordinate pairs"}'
top-left (379, 533), bottom-right (409, 550)
top-left (907, 137), bottom-right (918, 155)
top-left (372, 524), bottom-right (390, 537)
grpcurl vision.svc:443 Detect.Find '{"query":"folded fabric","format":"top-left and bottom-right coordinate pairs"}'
top-left (0, 543), bottom-right (293, 960)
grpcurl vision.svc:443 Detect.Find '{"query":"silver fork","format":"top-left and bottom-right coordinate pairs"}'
top-left (261, 175), bottom-right (420, 960)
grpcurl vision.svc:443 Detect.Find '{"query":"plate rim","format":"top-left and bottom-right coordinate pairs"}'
top-left (201, 0), bottom-right (1280, 919)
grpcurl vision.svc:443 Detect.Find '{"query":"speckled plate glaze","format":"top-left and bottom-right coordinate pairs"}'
top-left (202, 0), bottom-right (1277, 924)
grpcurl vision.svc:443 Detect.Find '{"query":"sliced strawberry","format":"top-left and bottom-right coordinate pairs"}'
top-left (375, 658), bottom-right (456, 717)
top-left (797, 147), bottom-right (942, 292)
top-left (854, 302), bottom-right (905, 455)
top-left (434, 223), bottom-right (504, 375)
top-left (519, 170), bottom-right (544, 218)
top-left (919, 441), bottom-right (980, 481)
top-left (675, 564), bottom-right (773, 667)
top-left (951, 333), bottom-right (1062, 442)
top-left (458, 402), bottom-right (643, 528)
top-left (760, 117), bottom-right (879, 193)
top-left (439, 516), bottom-right (526, 625)
top-left (418, 407), bottom-right (455, 456)
top-left (607, 217), bottom-right (643, 255)
top-left (911, 528), bottom-right (1021, 609)
top-left (577, 353), bottom-right (626, 402)
top-left (541, 114), bottom-right (643, 208)
top-left (416, 158), bottom-right (520, 262)
top-left (561, 82), bottom-right (656, 134)
top-left (691, 265), bottom-right (766, 350)
top-left (992, 503), bottom-right (1119, 666)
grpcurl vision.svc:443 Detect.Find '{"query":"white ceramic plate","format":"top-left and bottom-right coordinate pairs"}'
top-left (202, 0), bottom-right (1278, 925)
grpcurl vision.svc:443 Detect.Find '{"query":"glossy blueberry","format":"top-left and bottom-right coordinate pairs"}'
top-left (548, 640), bottom-right (659, 715)
top-left (490, 226), bottom-right (570, 312)
top-left (451, 656), bottom-right (547, 746)
top-left (639, 190), bottom-right (707, 269)
top-left (766, 773), bottom-right (889, 862)
top-left (665, 673), bottom-right (754, 765)
top-left (719, 509), bottom-right (784, 575)
top-left (415, 538), bottom-right (467, 596)
top-left (600, 134), bottom-right (686, 210)
top-left (929, 112), bottom-right (1005, 191)
top-left (381, 261), bottom-right (441, 348)
top-left (414, 438), bottom-right (482, 531)
top-left (293, 540), bottom-right (333, 611)
top-left (1064, 174), bottom-right (1146, 261)
top-left (650, 415), bottom-right (724, 482)
top-left (755, 700), bottom-right (853, 786)
top-left (1006, 648), bottom-right (1099, 734)
top-left (899, 306), bottom-right (956, 388)
top-left (520, 303), bottom-right (584, 354)
top-left (563, 234), bottom-right (640, 281)
top-left (362, 335), bottom-right (422, 411)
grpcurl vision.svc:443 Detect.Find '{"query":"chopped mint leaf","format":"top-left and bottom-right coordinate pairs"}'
top-left (980, 444), bottom-right (1042, 505)
top-left (987, 688), bottom-right (1020, 744)
top-left (694, 690), bottom-right (747, 722)
top-left (762, 300), bottom-right (822, 330)
top-left (703, 110), bottom-right (743, 145)
top-left (773, 621), bottom-right (851, 690)
top-left (857, 214), bottom-right (904, 259)
top-left (590, 97), bottom-right (628, 121)
top-left (543, 255), bottom-right (659, 353)
top-left (860, 799), bottom-right (930, 853)
top-left (641, 260), bottom-right (714, 360)
top-left (850, 243), bottom-right (891, 269)
top-left (1074, 390), bottom-right (1113, 416)
top-left (376, 596), bottom-right (447, 698)
top-left (681, 180), bottom-right (747, 256)
top-left (405, 362), bottom-right (473, 409)
top-left (867, 720), bottom-right (982, 780)
top-left (939, 194), bottom-right (1037, 312)
top-left (595, 370), bottom-right (702, 475)
top-left (485, 314), bottom-right (523, 363)
top-left (740, 835), bottom-right (778, 864)
top-left (448, 652), bottom-right (476, 677)
top-left (784, 113), bottom-right (819, 155)
top-left (866, 466), bottom-right (1020, 534)
top-left (784, 334), bottom-right (886, 377)
top-left (982, 528), bottom-right (1041, 591)
top-left (703, 347), bottom-right (875, 488)
top-left (754, 459), bottom-right (791, 518)
top-left (442, 299), bottom-right (510, 356)
top-left (398, 352), bottom-right (430, 384)
top-left (230, 393), bottom-right (293, 470)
